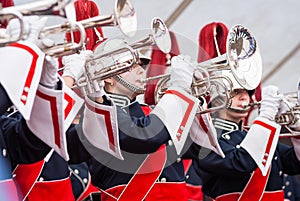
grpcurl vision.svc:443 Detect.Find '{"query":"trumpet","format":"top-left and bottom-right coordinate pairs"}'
top-left (153, 24), bottom-right (262, 114)
top-left (0, 0), bottom-right (74, 46)
top-left (244, 92), bottom-right (300, 137)
top-left (74, 17), bottom-right (171, 97)
top-left (42, 0), bottom-right (137, 38)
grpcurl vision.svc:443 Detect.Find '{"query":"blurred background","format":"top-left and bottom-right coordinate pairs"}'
top-left (15, 0), bottom-right (300, 93)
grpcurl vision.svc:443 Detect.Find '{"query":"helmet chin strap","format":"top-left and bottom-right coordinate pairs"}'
top-left (114, 75), bottom-right (145, 95)
top-left (226, 100), bottom-right (251, 113)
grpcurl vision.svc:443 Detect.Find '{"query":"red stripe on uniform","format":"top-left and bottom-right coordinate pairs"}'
top-left (9, 43), bottom-right (39, 105)
top-left (85, 102), bottom-right (115, 152)
top-left (36, 90), bottom-right (61, 148)
top-left (64, 92), bottom-right (74, 120)
top-left (252, 120), bottom-right (276, 166)
top-left (165, 90), bottom-right (194, 141)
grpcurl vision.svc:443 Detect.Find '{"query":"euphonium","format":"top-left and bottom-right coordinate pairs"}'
top-left (152, 24), bottom-right (262, 114)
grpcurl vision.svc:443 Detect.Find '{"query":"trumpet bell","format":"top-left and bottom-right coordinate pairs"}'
top-left (227, 24), bottom-right (262, 90)
top-left (115, 0), bottom-right (137, 37)
top-left (151, 18), bottom-right (171, 53)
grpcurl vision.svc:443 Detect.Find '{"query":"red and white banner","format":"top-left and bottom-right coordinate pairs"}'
top-left (0, 41), bottom-right (45, 120)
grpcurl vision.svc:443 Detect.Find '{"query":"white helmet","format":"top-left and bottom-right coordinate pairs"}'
top-left (221, 70), bottom-right (255, 97)
top-left (92, 38), bottom-right (151, 94)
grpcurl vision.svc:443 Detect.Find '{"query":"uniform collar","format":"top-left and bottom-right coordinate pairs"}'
top-left (213, 118), bottom-right (243, 133)
top-left (106, 93), bottom-right (135, 107)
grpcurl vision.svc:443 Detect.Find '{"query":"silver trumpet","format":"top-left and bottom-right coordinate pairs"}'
top-left (42, 0), bottom-right (137, 38)
top-left (244, 92), bottom-right (300, 137)
top-left (0, 0), bottom-right (74, 46)
top-left (73, 17), bottom-right (171, 97)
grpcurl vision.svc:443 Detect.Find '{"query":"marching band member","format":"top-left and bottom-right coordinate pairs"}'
top-left (0, 14), bottom-right (77, 200)
top-left (63, 37), bottom-right (200, 200)
top-left (191, 23), bottom-right (300, 201)
top-left (183, 22), bottom-right (230, 201)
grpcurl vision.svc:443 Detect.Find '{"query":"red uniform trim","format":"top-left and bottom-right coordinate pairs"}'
top-left (76, 174), bottom-right (100, 201)
top-left (64, 92), bottom-right (75, 120)
top-left (85, 101), bottom-right (116, 152)
top-left (118, 145), bottom-right (167, 200)
top-left (252, 120), bottom-right (277, 167)
top-left (165, 90), bottom-right (195, 141)
top-left (13, 159), bottom-right (45, 200)
top-left (8, 43), bottom-right (39, 105)
top-left (101, 182), bottom-right (187, 201)
top-left (27, 177), bottom-right (74, 201)
top-left (238, 167), bottom-right (271, 201)
top-left (100, 145), bottom-right (167, 201)
top-left (186, 184), bottom-right (203, 201)
top-left (215, 190), bottom-right (284, 201)
top-left (36, 90), bottom-right (61, 148)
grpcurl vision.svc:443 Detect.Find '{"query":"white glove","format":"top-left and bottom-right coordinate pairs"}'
top-left (6, 16), bottom-right (51, 48)
top-left (169, 55), bottom-right (195, 91)
top-left (40, 55), bottom-right (59, 88)
top-left (259, 85), bottom-right (283, 121)
top-left (62, 50), bottom-right (93, 81)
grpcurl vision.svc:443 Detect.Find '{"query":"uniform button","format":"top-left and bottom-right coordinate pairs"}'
top-left (262, 159), bottom-right (267, 164)
top-left (161, 178), bottom-right (167, 182)
top-left (264, 153), bottom-right (269, 157)
top-left (21, 95), bottom-right (27, 101)
top-left (186, 175), bottom-right (189, 179)
top-left (39, 177), bottom-right (44, 181)
top-left (284, 174), bottom-right (288, 178)
top-left (176, 158), bottom-right (181, 163)
top-left (287, 191), bottom-right (292, 197)
top-left (236, 145), bottom-right (241, 148)
top-left (74, 169), bottom-right (79, 174)
top-left (176, 133), bottom-right (181, 137)
top-left (224, 135), bottom-right (230, 140)
top-left (83, 178), bottom-right (88, 184)
top-left (279, 171), bottom-right (283, 176)
top-left (285, 181), bottom-right (290, 186)
top-left (168, 140), bottom-right (173, 146)
top-left (2, 149), bottom-right (7, 157)
top-left (274, 156), bottom-right (278, 160)
top-left (180, 126), bottom-right (185, 130)
top-left (24, 87), bottom-right (29, 92)
top-left (282, 186), bottom-right (286, 190)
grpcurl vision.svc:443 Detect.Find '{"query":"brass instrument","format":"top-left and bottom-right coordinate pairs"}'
top-left (42, 0), bottom-right (137, 38)
top-left (153, 24), bottom-right (262, 114)
top-left (245, 92), bottom-right (300, 137)
top-left (0, 0), bottom-right (74, 46)
top-left (74, 17), bottom-right (171, 97)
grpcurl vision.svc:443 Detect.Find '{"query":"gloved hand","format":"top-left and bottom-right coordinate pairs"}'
top-left (62, 50), bottom-right (93, 81)
top-left (6, 16), bottom-right (52, 48)
top-left (259, 85), bottom-right (283, 121)
top-left (40, 55), bottom-right (59, 88)
top-left (169, 55), bottom-right (195, 91)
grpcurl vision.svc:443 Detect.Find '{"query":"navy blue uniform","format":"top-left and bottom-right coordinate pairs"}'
top-left (192, 118), bottom-right (300, 199)
top-left (67, 94), bottom-right (189, 200)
